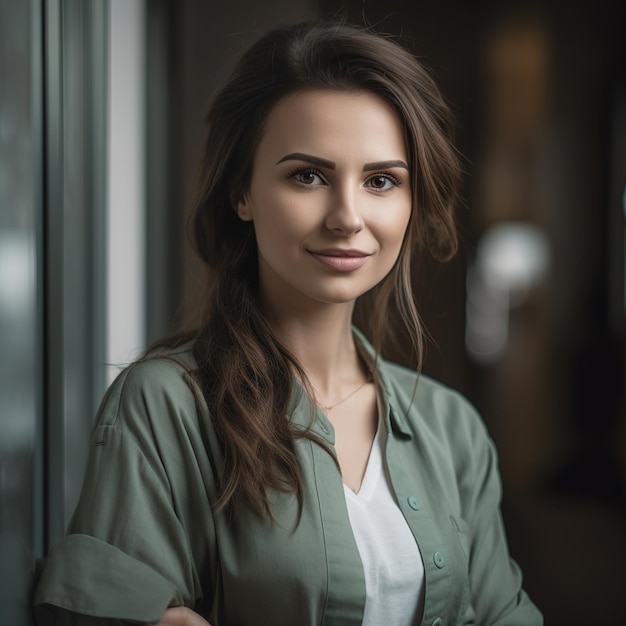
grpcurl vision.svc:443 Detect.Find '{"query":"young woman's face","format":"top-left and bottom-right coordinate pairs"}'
top-left (237, 89), bottom-right (412, 314)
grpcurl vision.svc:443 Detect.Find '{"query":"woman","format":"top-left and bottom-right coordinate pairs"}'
top-left (33, 21), bottom-right (542, 626)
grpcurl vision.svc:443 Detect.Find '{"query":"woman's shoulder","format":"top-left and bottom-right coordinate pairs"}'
top-left (379, 357), bottom-right (489, 445)
top-left (379, 356), bottom-right (470, 409)
top-left (95, 340), bottom-right (204, 435)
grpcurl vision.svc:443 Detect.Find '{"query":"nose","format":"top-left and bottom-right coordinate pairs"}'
top-left (324, 187), bottom-right (364, 235)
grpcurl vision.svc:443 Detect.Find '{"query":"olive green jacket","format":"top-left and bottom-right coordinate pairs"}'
top-left (33, 332), bottom-right (542, 625)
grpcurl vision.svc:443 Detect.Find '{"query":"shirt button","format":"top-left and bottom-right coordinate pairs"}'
top-left (433, 551), bottom-right (445, 568)
top-left (432, 619), bottom-right (442, 626)
top-left (407, 496), bottom-right (421, 510)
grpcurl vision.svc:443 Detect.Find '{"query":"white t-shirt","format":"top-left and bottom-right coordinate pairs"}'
top-left (344, 413), bottom-right (425, 625)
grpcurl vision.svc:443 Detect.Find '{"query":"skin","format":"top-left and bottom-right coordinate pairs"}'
top-left (160, 88), bottom-right (412, 626)
top-left (238, 89), bottom-right (411, 320)
top-left (157, 607), bottom-right (211, 626)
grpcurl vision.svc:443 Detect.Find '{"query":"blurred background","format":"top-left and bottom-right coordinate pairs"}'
top-left (1, 0), bottom-right (624, 624)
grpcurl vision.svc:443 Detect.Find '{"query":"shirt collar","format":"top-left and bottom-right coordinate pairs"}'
top-left (351, 327), bottom-right (414, 440)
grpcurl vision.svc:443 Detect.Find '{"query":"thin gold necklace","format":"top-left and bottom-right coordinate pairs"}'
top-left (314, 374), bottom-right (372, 412)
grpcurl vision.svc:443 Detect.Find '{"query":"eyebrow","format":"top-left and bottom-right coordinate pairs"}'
top-left (363, 160), bottom-right (409, 171)
top-left (276, 153), bottom-right (335, 169)
top-left (276, 152), bottom-right (409, 172)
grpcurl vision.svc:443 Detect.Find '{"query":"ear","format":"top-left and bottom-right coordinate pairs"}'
top-left (235, 193), bottom-right (253, 222)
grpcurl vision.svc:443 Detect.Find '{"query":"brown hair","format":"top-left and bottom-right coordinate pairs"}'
top-left (185, 21), bottom-right (460, 518)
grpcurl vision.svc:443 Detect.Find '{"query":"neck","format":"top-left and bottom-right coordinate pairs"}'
top-left (261, 298), bottom-right (366, 397)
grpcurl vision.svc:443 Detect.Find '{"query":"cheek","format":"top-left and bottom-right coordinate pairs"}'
top-left (379, 207), bottom-right (412, 250)
top-left (254, 193), bottom-right (319, 238)
top-left (252, 204), bottom-right (312, 255)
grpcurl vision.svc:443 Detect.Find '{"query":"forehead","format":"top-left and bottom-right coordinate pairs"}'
top-left (255, 89), bottom-right (407, 164)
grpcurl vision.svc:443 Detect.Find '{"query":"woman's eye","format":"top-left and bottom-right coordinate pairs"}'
top-left (289, 169), bottom-right (325, 185)
top-left (365, 174), bottom-right (399, 191)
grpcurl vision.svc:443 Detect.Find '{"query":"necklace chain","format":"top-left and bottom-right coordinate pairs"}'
top-left (314, 374), bottom-right (372, 412)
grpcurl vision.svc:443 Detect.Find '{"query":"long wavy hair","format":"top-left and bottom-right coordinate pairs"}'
top-left (180, 21), bottom-right (460, 518)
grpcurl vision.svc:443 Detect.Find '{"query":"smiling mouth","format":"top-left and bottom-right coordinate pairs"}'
top-left (307, 249), bottom-right (372, 271)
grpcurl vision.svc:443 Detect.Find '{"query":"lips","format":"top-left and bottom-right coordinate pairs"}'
top-left (308, 248), bottom-right (372, 272)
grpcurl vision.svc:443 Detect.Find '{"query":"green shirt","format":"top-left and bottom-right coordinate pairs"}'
top-left (33, 332), bottom-right (542, 625)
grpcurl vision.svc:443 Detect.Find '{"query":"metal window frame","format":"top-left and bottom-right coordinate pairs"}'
top-left (44, 0), bottom-right (109, 547)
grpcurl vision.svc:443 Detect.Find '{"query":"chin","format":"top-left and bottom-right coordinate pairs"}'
top-left (310, 286), bottom-right (374, 305)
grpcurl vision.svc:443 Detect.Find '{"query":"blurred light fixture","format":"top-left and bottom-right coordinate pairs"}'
top-left (466, 222), bottom-right (550, 364)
